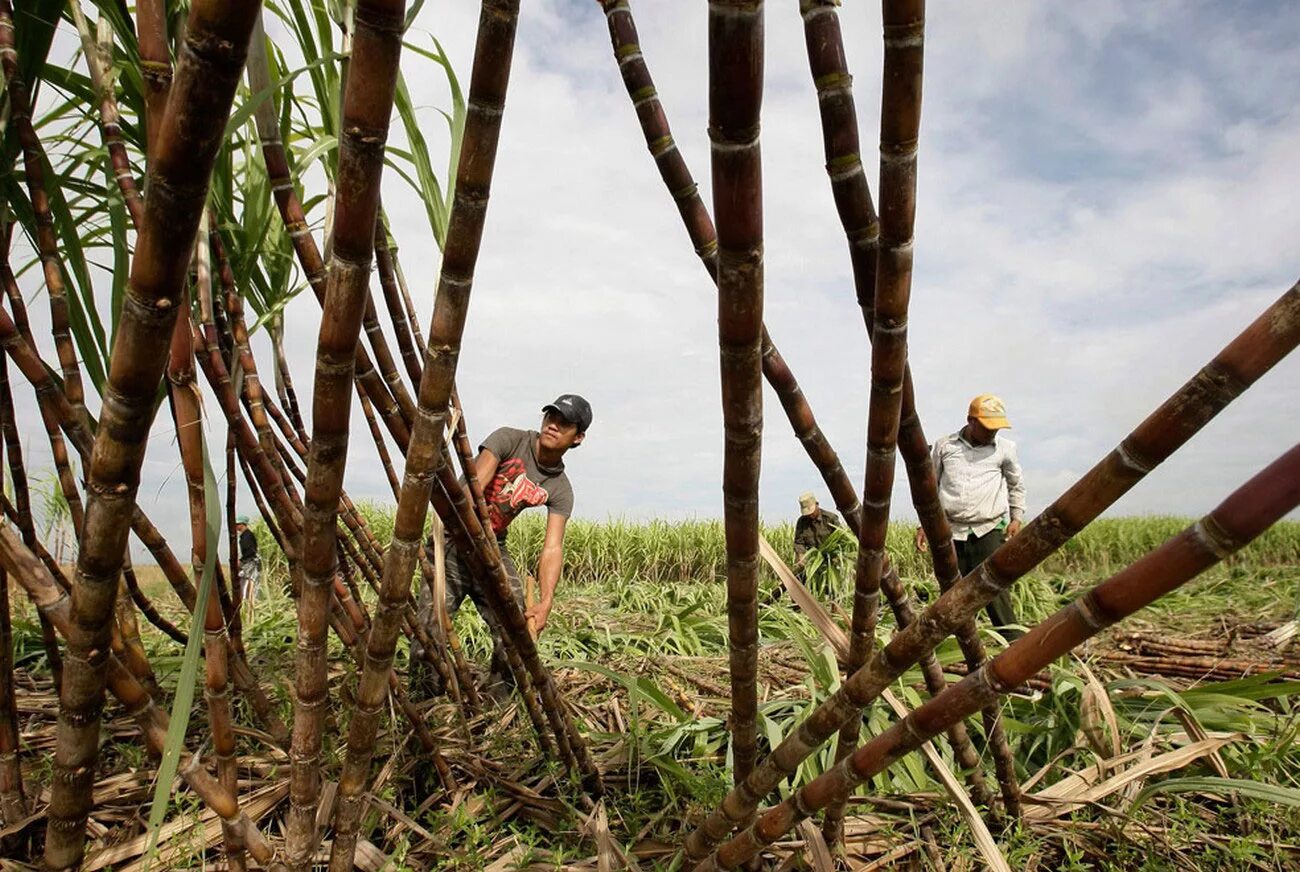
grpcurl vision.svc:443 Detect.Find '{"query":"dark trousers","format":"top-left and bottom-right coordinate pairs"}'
top-left (413, 539), bottom-right (525, 693)
top-left (954, 528), bottom-right (1022, 640)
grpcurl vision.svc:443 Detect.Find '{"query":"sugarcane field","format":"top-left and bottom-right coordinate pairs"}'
top-left (1, 0), bottom-right (1299, 870)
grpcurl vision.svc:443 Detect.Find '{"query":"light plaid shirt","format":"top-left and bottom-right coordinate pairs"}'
top-left (931, 430), bottom-right (1026, 540)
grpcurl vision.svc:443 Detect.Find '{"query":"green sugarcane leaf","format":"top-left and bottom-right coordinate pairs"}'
top-left (141, 425), bottom-right (224, 870)
top-left (223, 52), bottom-right (345, 141)
top-left (12, 0), bottom-right (67, 92)
top-left (1132, 776), bottom-right (1300, 810)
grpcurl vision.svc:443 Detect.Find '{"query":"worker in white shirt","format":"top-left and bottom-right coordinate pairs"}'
top-left (915, 393), bottom-right (1026, 640)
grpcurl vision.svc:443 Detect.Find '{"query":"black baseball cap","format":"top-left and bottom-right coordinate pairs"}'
top-left (542, 394), bottom-right (593, 433)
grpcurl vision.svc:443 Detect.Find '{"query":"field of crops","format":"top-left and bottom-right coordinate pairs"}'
top-left (9, 515), bottom-right (1300, 870)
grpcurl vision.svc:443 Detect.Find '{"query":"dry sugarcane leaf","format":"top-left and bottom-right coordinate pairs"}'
top-left (796, 819), bottom-right (836, 872)
top-left (880, 689), bottom-right (1011, 872)
top-left (1172, 707), bottom-right (1231, 780)
top-left (1118, 724), bottom-right (1160, 810)
top-left (758, 536), bottom-right (849, 660)
top-left (355, 838), bottom-right (392, 872)
top-left (86, 778), bottom-right (289, 872)
top-left (484, 840), bottom-right (530, 872)
top-left (1077, 660), bottom-right (1121, 761)
top-left (1023, 734), bottom-right (1243, 822)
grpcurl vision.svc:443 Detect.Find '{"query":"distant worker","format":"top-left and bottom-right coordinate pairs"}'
top-left (916, 394), bottom-right (1026, 640)
top-left (793, 492), bottom-right (843, 573)
top-left (235, 514), bottom-right (262, 606)
top-left (425, 394), bottom-right (591, 700)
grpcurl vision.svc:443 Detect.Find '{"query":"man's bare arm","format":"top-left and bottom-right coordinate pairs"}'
top-left (528, 512), bottom-right (568, 633)
top-left (472, 448), bottom-right (499, 494)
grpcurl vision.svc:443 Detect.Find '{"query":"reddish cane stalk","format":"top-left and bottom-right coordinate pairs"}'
top-left (709, 0), bottom-right (765, 790)
top-left (824, 0), bottom-right (926, 840)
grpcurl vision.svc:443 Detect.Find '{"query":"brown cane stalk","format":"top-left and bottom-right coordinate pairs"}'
top-left (375, 221), bottom-right (423, 386)
top-left (167, 266), bottom-right (245, 870)
top-left (0, 359), bottom-right (25, 824)
top-left (286, 0), bottom-right (407, 863)
top-left (799, 0), bottom-right (1018, 816)
top-left (0, 2), bottom-right (89, 424)
top-left (123, 563), bottom-right (189, 645)
top-left (683, 282), bottom-right (1300, 858)
top-left (67, 3), bottom-right (145, 229)
top-left (709, 0), bottom-right (765, 790)
top-left (0, 525), bottom-right (287, 869)
top-left (823, 0), bottom-right (925, 840)
top-left (331, 0), bottom-right (593, 860)
top-left (0, 298), bottom-right (289, 741)
top-left (37, 3), bottom-right (260, 864)
top-left (136, 0), bottom-right (172, 158)
top-left (0, 562), bottom-right (23, 826)
top-left (700, 442), bottom-right (1300, 870)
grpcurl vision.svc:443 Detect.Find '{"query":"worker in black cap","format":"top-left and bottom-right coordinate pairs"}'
top-left (418, 394), bottom-right (592, 700)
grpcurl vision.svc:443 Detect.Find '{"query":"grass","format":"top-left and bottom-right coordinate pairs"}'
top-left (6, 516), bottom-right (1300, 869)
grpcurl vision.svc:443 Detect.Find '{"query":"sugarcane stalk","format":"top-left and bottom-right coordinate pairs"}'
top-left (247, 9), bottom-right (414, 451)
top-left (0, 562), bottom-right (23, 826)
top-left (798, 0), bottom-right (1020, 813)
top-left (0, 3), bottom-right (89, 425)
top-left (67, 3), bottom-right (145, 228)
top-left (683, 282), bottom-right (1300, 859)
top-left (0, 297), bottom-right (290, 742)
top-left (331, 0), bottom-right (592, 860)
top-left (136, 0), bottom-right (172, 159)
top-left (709, 0), bottom-right (765, 791)
top-left (0, 524), bottom-right (288, 869)
top-left (700, 442), bottom-right (1300, 870)
top-left (823, 0), bottom-right (925, 841)
top-left (287, 0), bottom-right (407, 863)
top-left (123, 562), bottom-right (189, 645)
top-left (0, 360), bottom-right (25, 822)
top-left (169, 244), bottom-right (246, 870)
top-left (375, 221), bottom-right (423, 386)
top-left (33, 2), bottom-right (260, 864)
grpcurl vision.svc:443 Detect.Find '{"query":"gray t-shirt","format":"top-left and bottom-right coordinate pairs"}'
top-left (480, 427), bottom-right (574, 539)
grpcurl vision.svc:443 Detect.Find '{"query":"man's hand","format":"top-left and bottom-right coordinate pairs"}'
top-left (1007, 519), bottom-right (1022, 539)
top-left (914, 527), bottom-right (929, 552)
top-left (526, 600), bottom-right (551, 636)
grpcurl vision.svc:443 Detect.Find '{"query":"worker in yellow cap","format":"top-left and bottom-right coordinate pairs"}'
top-left (793, 492), bottom-right (843, 573)
top-left (915, 394), bottom-right (1026, 640)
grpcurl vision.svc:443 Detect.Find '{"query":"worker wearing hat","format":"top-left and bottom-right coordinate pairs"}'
top-left (414, 394), bottom-right (592, 701)
top-left (235, 514), bottom-right (262, 610)
top-left (916, 393), bottom-right (1026, 640)
top-left (793, 492), bottom-right (844, 573)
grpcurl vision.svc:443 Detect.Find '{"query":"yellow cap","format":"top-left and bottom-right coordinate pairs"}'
top-left (968, 394), bottom-right (1011, 430)
top-left (798, 492), bottom-right (817, 516)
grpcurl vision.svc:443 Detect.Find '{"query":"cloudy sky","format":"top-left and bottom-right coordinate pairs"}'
top-left (16, 1), bottom-right (1300, 562)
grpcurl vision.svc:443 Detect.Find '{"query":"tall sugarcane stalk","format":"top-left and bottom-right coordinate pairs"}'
top-left (709, 0), bottom-right (765, 790)
top-left (823, 0), bottom-right (924, 841)
top-left (684, 282), bottom-right (1300, 858)
top-left (0, 1), bottom-right (90, 426)
top-left (602, 0), bottom-right (984, 802)
top-left (67, 3), bottom-right (145, 229)
top-left (0, 525), bottom-right (287, 869)
top-left (170, 235), bottom-right (246, 869)
top-left (0, 358), bottom-right (25, 825)
top-left (137, 0), bottom-right (172, 158)
top-left (799, 0), bottom-right (1018, 817)
top-left (330, 0), bottom-right (601, 856)
top-left (36, 2), bottom-right (261, 865)
top-left (285, 0), bottom-right (406, 863)
top-left (699, 442), bottom-right (1300, 870)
